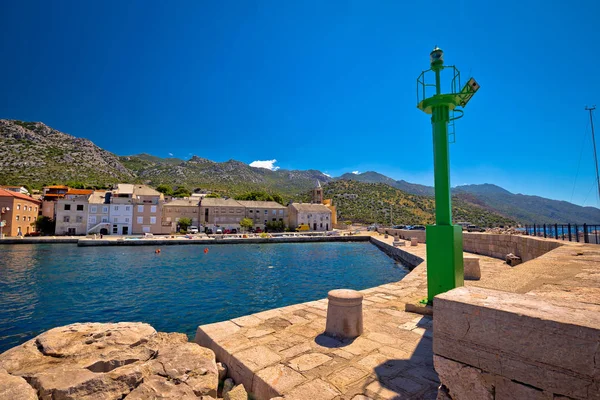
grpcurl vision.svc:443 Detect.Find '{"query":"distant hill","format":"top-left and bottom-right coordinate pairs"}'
top-left (340, 173), bottom-right (600, 224)
top-left (325, 180), bottom-right (516, 226)
top-left (0, 120), bottom-right (134, 188)
top-left (338, 171), bottom-right (434, 196)
top-left (453, 184), bottom-right (600, 224)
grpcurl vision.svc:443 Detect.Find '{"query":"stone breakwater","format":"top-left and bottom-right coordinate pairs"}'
top-left (0, 322), bottom-right (257, 400)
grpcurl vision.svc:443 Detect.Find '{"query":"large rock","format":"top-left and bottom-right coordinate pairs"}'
top-left (0, 322), bottom-right (218, 400)
top-left (0, 368), bottom-right (37, 400)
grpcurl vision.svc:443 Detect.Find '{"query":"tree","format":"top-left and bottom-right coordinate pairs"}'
top-left (266, 220), bottom-right (285, 232)
top-left (178, 217), bottom-right (192, 232)
top-left (173, 186), bottom-right (191, 198)
top-left (156, 184), bottom-right (173, 196)
top-left (35, 216), bottom-right (55, 235)
top-left (240, 218), bottom-right (253, 232)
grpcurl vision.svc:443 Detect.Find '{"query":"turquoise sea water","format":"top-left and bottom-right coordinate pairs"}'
top-left (0, 242), bottom-right (408, 353)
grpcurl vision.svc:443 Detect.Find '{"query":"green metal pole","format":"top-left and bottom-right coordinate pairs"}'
top-left (431, 103), bottom-right (452, 225)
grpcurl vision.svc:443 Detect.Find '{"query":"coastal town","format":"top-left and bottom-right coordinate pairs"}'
top-left (0, 181), bottom-right (337, 237)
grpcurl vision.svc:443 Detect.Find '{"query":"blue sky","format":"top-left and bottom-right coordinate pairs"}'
top-left (1, 1), bottom-right (599, 207)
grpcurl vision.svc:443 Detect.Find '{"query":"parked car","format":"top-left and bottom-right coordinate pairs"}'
top-left (223, 229), bottom-right (231, 234)
top-left (410, 225), bottom-right (426, 230)
top-left (467, 225), bottom-right (485, 232)
top-left (188, 226), bottom-right (199, 234)
top-left (216, 228), bottom-right (223, 234)
top-left (295, 224), bottom-right (310, 232)
top-left (230, 228), bottom-right (237, 234)
top-left (392, 225), bottom-right (406, 230)
top-left (367, 224), bottom-right (379, 231)
top-left (254, 227), bottom-right (263, 233)
top-left (25, 231), bottom-right (41, 237)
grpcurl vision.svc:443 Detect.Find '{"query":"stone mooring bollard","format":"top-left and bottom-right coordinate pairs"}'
top-left (464, 256), bottom-right (481, 280)
top-left (325, 289), bottom-right (363, 339)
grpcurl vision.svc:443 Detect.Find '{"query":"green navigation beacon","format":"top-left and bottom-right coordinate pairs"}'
top-left (416, 47), bottom-right (480, 303)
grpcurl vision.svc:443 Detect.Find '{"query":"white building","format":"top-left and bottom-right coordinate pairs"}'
top-left (287, 203), bottom-right (333, 231)
top-left (87, 191), bottom-right (111, 235)
top-left (109, 184), bottom-right (134, 235)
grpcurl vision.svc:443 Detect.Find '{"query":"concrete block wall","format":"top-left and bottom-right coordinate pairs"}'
top-left (377, 228), bottom-right (562, 261)
top-left (433, 286), bottom-right (600, 400)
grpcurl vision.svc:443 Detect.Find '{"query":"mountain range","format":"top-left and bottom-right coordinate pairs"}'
top-left (1, 119), bottom-right (598, 225)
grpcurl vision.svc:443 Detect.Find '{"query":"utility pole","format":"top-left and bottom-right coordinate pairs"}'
top-left (585, 106), bottom-right (600, 204)
top-left (416, 47), bottom-right (480, 302)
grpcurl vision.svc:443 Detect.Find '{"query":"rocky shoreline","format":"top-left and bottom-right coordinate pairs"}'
top-left (0, 322), bottom-right (264, 400)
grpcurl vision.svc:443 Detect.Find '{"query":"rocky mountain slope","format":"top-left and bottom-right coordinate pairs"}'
top-left (0, 120), bottom-right (134, 187)
top-left (325, 180), bottom-right (517, 226)
top-left (1, 120), bottom-right (597, 224)
top-left (121, 154), bottom-right (333, 197)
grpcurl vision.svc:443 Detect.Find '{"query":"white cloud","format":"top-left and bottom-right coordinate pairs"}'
top-left (168, 152), bottom-right (174, 156)
top-left (352, 171), bottom-right (360, 175)
top-left (249, 159), bottom-right (280, 171)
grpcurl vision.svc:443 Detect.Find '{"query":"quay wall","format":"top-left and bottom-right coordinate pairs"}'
top-left (368, 237), bottom-right (424, 269)
top-left (378, 228), bottom-right (562, 261)
top-left (0, 237), bottom-right (78, 245)
top-left (77, 235), bottom-right (371, 247)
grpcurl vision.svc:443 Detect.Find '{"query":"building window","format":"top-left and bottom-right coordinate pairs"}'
top-left (125, 206), bottom-right (130, 211)
top-left (102, 206), bottom-right (108, 213)
top-left (272, 210), bottom-right (276, 215)
top-left (279, 218), bottom-right (283, 222)
top-left (89, 216), bottom-right (97, 224)
top-left (166, 217), bottom-right (172, 222)
top-left (17, 204), bottom-right (20, 210)
top-left (76, 205), bottom-right (84, 211)
top-left (137, 216), bottom-right (143, 224)
top-left (90, 206), bottom-right (97, 213)
top-left (150, 205), bottom-right (157, 213)
top-left (113, 217), bottom-right (118, 223)
top-left (15, 215), bottom-right (20, 221)
top-left (28, 216), bottom-right (31, 221)
top-left (63, 216), bottom-right (69, 223)
top-left (34, 207), bottom-right (37, 212)
top-left (28, 206), bottom-right (32, 211)
top-left (101, 217), bottom-right (108, 223)
top-left (138, 205), bottom-right (144, 213)
top-left (114, 206), bottom-right (119, 211)
top-left (264, 210), bottom-right (268, 215)
top-left (249, 210), bottom-right (253, 213)
top-left (125, 218), bottom-right (129, 223)
top-left (256, 210), bottom-right (259, 214)
top-left (150, 217), bottom-right (156, 224)
top-left (76, 216), bottom-right (83, 223)
top-left (64, 204), bottom-right (71, 211)
top-left (113, 225), bottom-right (118, 234)
top-left (272, 218), bottom-right (276, 221)
top-left (279, 210), bottom-right (283, 215)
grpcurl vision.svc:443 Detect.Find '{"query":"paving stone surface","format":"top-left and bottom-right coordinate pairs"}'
top-left (195, 235), bottom-right (575, 399)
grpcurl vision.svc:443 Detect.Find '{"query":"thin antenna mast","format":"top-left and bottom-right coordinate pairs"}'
top-left (585, 106), bottom-right (600, 205)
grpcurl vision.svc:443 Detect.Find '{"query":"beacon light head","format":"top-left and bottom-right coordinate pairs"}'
top-left (457, 77), bottom-right (480, 107)
top-left (430, 47), bottom-right (444, 66)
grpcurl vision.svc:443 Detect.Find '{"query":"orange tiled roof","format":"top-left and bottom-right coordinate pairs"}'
top-left (0, 188), bottom-right (42, 204)
top-left (42, 193), bottom-right (65, 197)
top-left (66, 189), bottom-right (94, 195)
top-left (44, 185), bottom-right (70, 189)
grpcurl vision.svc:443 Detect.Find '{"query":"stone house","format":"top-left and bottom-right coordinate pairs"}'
top-left (287, 203), bottom-right (333, 231)
top-left (0, 188), bottom-right (41, 237)
top-left (237, 200), bottom-right (287, 230)
top-left (54, 189), bottom-right (94, 235)
top-left (132, 185), bottom-right (164, 234)
top-left (161, 198), bottom-right (200, 233)
top-left (199, 198), bottom-right (245, 230)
